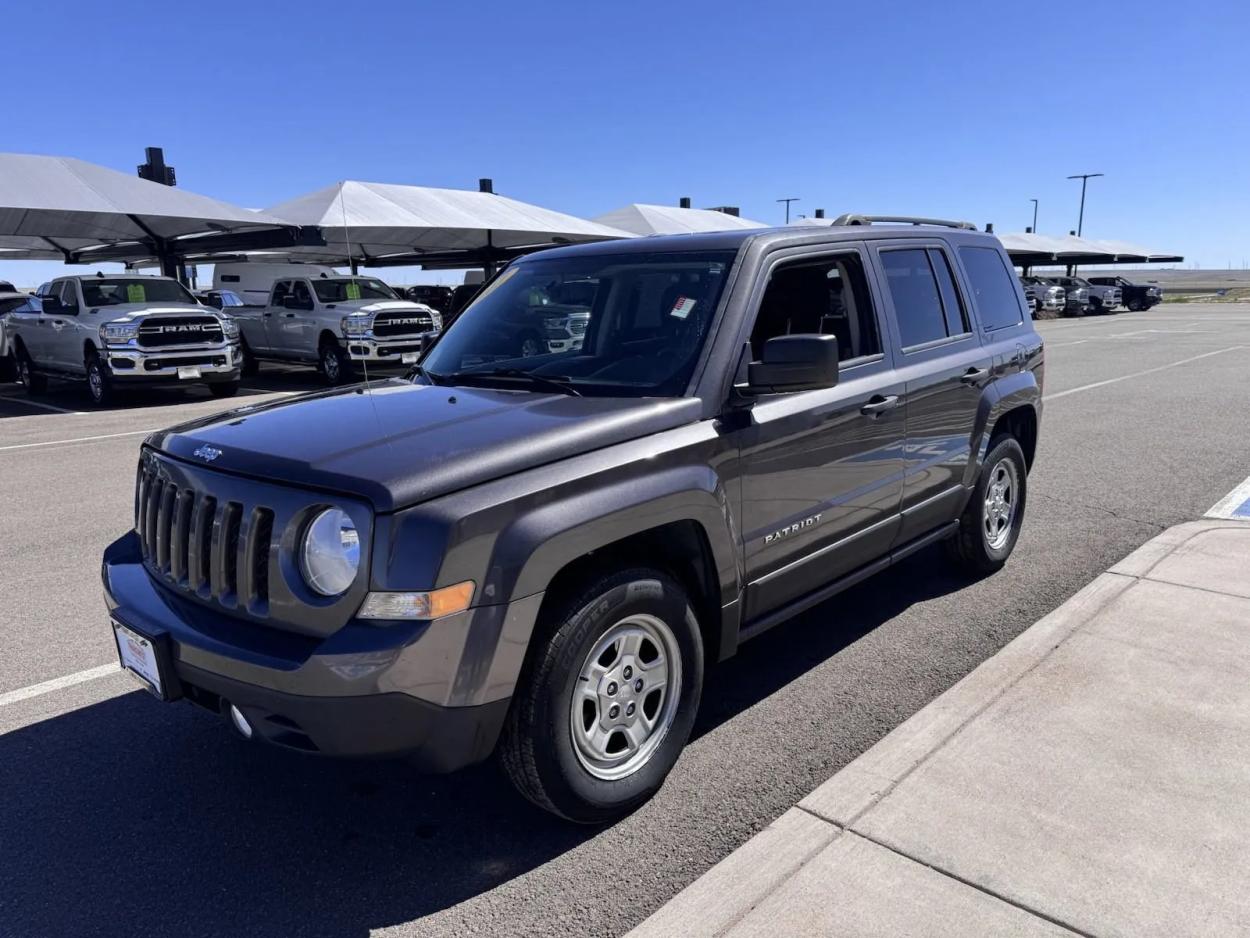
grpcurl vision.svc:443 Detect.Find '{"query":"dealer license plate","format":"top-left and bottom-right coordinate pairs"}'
top-left (112, 621), bottom-right (164, 696)
top-left (177, 365), bottom-right (202, 380)
top-left (401, 352), bottom-right (419, 364)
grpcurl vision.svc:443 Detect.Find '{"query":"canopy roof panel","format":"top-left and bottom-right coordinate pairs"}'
top-left (263, 181), bottom-right (631, 262)
top-left (999, 231), bottom-right (1183, 265)
top-left (591, 203), bottom-right (767, 236)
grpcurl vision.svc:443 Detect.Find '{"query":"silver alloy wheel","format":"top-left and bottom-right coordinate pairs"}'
top-left (983, 457), bottom-right (1019, 551)
top-left (87, 360), bottom-right (103, 400)
top-left (570, 613), bottom-right (682, 782)
top-left (322, 346), bottom-right (340, 382)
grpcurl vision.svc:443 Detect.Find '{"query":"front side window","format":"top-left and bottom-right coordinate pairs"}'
top-left (311, 277), bottom-right (397, 302)
top-left (958, 246), bottom-right (1026, 331)
top-left (80, 278), bottom-right (194, 306)
top-left (422, 250), bottom-right (736, 398)
top-left (750, 251), bottom-right (881, 363)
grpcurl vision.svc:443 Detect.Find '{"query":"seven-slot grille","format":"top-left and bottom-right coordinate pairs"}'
top-left (372, 309), bottom-right (435, 337)
top-left (137, 315), bottom-right (223, 348)
top-left (135, 460), bottom-right (273, 615)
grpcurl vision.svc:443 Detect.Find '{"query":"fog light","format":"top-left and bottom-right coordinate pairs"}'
top-left (228, 704), bottom-right (253, 739)
top-left (357, 581), bottom-right (474, 620)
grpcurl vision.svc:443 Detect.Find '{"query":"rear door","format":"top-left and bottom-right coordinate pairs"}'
top-left (871, 242), bottom-right (992, 543)
top-left (274, 279), bottom-right (317, 358)
top-left (736, 245), bottom-right (907, 620)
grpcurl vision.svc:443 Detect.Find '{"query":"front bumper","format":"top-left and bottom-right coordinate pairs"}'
top-left (102, 531), bottom-right (535, 771)
top-left (343, 333), bottom-right (436, 365)
top-left (105, 341), bottom-right (242, 384)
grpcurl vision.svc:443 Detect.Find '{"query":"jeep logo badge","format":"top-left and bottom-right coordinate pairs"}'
top-left (193, 445), bottom-right (222, 462)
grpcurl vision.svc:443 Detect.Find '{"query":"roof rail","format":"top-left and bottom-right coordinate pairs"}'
top-left (830, 214), bottom-right (978, 231)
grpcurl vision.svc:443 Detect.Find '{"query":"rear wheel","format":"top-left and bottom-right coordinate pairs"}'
top-left (519, 332), bottom-right (544, 358)
top-left (320, 340), bottom-right (355, 386)
top-left (85, 352), bottom-right (114, 407)
top-left (947, 436), bottom-right (1028, 575)
top-left (499, 569), bottom-right (704, 824)
top-left (16, 346), bottom-right (47, 394)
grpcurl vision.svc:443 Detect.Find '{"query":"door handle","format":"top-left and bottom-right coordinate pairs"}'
top-left (283, 312), bottom-right (296, 318)
top-left (263, 312), bottom-right (273, 318)
top-left (860, 394), bottom-right (901, 417)
top-left (960, 367), bottom-right (990, 386)
top-left (50, 320), bottom-right (65, 331)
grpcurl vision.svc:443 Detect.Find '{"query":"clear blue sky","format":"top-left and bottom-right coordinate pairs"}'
top-left (3, 0), bottom-right (1248, 286)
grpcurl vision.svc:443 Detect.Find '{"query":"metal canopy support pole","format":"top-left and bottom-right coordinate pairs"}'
top-left (483, 230), bottom-right (497, 279)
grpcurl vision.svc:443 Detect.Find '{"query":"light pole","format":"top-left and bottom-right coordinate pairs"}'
top-left (776, 197), bottom-right (799, 224)
top-left (1066, 173), bottom-right (1103, 236)
top-left (1029, 198), bottom-right (1038, 232)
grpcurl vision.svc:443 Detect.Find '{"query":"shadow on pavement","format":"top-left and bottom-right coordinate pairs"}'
top-left (0, 546), bottom-right (972, 937)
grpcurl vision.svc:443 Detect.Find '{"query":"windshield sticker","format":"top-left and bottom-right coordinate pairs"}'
top-left (670, 296), bottom-right (697, 319)
top-left (126, 283), bottom-right (146, 303)
top-left (345, 282), bottom-right (362, 300)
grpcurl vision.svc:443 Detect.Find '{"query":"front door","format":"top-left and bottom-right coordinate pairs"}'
top-left (872, 243), bottom-right (992, 543)
top-left (45, 280), bottom-right (83, 372)
top-left (274, 279), bottom-right (316, 358)
top-left (737, 247), bottom-right (906, 621)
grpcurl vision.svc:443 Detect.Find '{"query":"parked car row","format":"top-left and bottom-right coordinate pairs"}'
top-left (1016, 274), bottom-right (1161, 317)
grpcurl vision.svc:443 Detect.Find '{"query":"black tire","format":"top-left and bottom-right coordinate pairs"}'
top-left (499, 569), bottom-right (704, 824)
top-left (1127, 298), bottom-right (1144, 312)
top-left (85, 351), bottom-right (114, 407)
top-left (239, 338), bottom-right (259, 377)
top-left (208, 381), bottom-right (240, 399)
top-left (319, 340), bottom-right (355, 386)
top-left (947, 436), bottom-right (1028, 575)
top-left (518, 332), bottom-right (545, 358)
top-left (15, 345), bottom-right (47, 394)
top-left (0, 353), bottom-right (16, 383)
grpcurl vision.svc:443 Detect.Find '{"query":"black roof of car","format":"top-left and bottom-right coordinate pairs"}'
top-left (521, 223), bottom-right (1000, 263)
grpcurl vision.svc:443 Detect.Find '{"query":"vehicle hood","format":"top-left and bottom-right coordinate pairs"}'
top-left (91, 303), bottom-right (217, 322)
top-left (149, 380), bottom-right (702, 512)
top-left (334, 300), bottom-right (434, 315)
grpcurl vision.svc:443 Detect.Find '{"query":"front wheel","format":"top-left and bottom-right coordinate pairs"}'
top-left (85, 352), bottom-right (114, 407)
top-left (947, 436), bottom-right (1028, 575)
top-left (238, 338), bottom-right (259, 377)
top-left (1127, 298), bottom-right (1144, 312)
top-left (320, 341), bottom-right (355, 386)
top-left (499, 569), bottom-right (704, 824)
top-left (208, 381), bottom-right (240, 399)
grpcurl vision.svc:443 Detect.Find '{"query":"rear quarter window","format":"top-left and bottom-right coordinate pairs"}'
top-left (959, 246), bottom-right (1025, 331)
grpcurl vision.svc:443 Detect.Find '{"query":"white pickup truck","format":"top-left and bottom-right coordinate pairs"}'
top-left (231, 274), bottom-right (442, 384)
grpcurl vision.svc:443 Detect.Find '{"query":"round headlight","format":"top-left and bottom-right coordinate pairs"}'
top-left (300, 508), bottom-right (360, 596)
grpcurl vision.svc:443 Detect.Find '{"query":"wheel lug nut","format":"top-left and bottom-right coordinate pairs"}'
top-left (625, 703), bottom-right (636, 717)
top-left (623, 666), bottom-right (633, 679)
top-left (606, 682), bottom-right (617, 695)
top-left (634, 679), bottom-right (644, 693)
top-left (608, 704), bottom-right (620, 719)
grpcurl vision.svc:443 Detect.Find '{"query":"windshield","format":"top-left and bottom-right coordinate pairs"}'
top-left (312, 278), bottom-right (397, 302)
top-left (422, 250), bottom-right (737, 398)
top-left (81, 278), bottom-right (196, 306)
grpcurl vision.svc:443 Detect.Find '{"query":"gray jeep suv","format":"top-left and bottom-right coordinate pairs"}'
top-left (103, 217), bottom-right (1043, 822)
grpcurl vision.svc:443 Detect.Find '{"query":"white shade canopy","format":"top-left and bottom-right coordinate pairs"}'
top-left (999, 231), bottom-right (1183, 265)
top-left (591, 203), bottom-right (767, 236)
top-left (263, 181), bottom-right (631, 264)
top-left (0, 153), bottom-right (296, 262)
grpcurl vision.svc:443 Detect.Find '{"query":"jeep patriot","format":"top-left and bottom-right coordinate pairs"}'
top-left (103, 216), bottom-right (1043, 822)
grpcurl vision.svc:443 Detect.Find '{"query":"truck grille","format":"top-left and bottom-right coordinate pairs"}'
top-left (136, 460), bottom-right (274, 616)
top-left (137, 316), bottom-right (223, 348)
top-left (372, 309), bottom-right (435, 337)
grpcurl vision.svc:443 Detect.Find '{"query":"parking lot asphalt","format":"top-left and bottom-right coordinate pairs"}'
top-left (3, 304), bottom-right (1250, 938)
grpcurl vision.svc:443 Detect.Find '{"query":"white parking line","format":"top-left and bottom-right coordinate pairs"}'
top-left (1044, 347), bottom-right (1245, 402)
top-left (0, 394), bottom-right (88, 416)
top-left (0, 663), bottom-right (119, 708)
top-left (1207, 475), bottom-right (1250, 520)
top-left (0, 427), bottom-right (157, 453)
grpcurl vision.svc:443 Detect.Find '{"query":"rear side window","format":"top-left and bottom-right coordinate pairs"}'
top-left (959, 246), bottom-right (1025, 331)
top-left (880, 248), bottom-right (962, 348)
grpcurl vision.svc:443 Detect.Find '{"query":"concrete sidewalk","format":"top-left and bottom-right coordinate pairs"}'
top-left (631, 519), bottom-right (1250, 938)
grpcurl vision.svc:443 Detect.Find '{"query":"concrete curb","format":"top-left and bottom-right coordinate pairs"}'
top-left (629, 519), bottom-right (1250, 938)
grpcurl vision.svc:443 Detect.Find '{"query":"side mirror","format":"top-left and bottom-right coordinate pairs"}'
top-left (41, 295), bottom-right (62, 314)
top-left (747, 334), bottom-right (840, 393)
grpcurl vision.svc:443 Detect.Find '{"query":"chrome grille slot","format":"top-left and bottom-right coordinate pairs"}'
top-left (212, 501), bottom-right (243, 606)
top-left (188, 496), bottom-right (216, 594)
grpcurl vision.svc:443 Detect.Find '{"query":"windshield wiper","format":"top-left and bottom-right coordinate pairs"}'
top-left (441, 368), bottom-right (582, 397)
